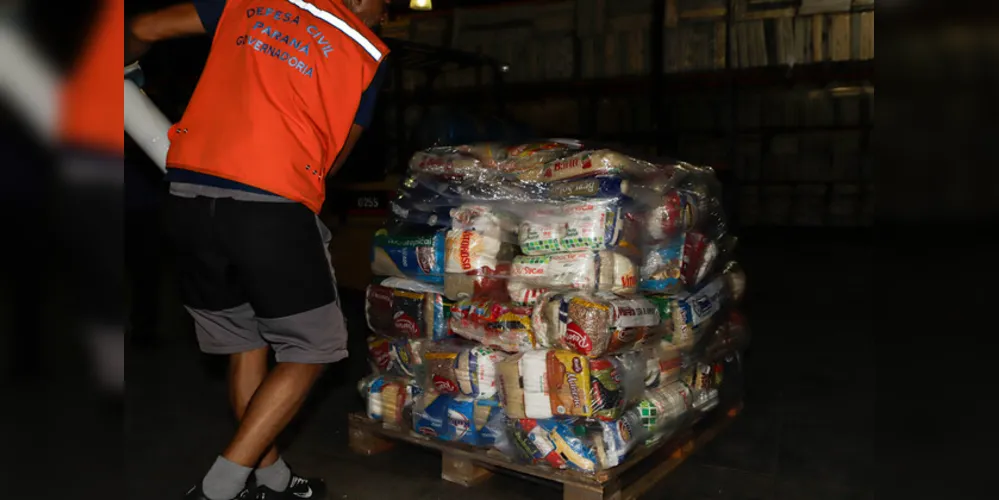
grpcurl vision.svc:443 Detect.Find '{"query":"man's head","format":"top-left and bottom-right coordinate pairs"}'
top-left (343, 0), bottom-right (385, 28)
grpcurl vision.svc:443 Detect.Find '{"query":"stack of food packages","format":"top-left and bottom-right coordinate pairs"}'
top-left (358, 140), bottom-right (750, 471)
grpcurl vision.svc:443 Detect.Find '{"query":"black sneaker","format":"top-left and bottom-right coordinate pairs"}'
top-left (183, 484), bottom-right (254, 499)
top-left (256, 474), bottom-right (327, 500)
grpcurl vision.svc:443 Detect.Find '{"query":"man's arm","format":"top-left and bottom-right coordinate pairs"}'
top-left (126, 2), bottom-right (220, 64)
top-left (328, 59), bottom-right (389, 177)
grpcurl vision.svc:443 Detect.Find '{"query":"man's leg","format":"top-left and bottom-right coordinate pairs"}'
top-left (221, 362), bottom-right (324, 466)
top-left (215, 199), bottom-right (348, 498)
top-left (163, 193), bottom-right (267, 499)
top-left (228, 348), bottom-right (279, 467)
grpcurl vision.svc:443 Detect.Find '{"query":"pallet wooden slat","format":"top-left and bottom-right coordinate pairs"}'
top-left (347, 402), bottom-right (743, 500)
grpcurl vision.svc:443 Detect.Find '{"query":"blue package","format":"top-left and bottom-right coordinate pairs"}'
top-left (370, 228), bottom-right (446, 284)
top-left (639, 237), bottom-right (685, 292)
top-left (413, 394), bottom-right (503, 446)
top-left (546, 176), bottom-right (627, 200)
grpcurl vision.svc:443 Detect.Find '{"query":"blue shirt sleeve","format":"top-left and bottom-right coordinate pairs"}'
top-left (353, 59), bottom-right (388, 128)
top-left (193, 0), bottom-right (226, 35)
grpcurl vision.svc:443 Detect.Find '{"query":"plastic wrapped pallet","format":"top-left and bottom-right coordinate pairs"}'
top-left (359, 139), bottom-right (750, 477)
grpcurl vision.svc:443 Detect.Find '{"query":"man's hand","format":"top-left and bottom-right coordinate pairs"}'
top-left (328, 124), bottom-right (365, 178)
top-left (126, 3), bottom-right (207, 65)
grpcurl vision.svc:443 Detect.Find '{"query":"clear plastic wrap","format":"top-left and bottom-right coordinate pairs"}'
top-left (497, 349), bottom-right (647, 421)
top-left (365, 281), bottom-right (453, 341)
top-left (531, 291), bottom-right (665, 358)
top-left (357, 374), bottom-right (422, 426)
top-left (501, 418), bottom-right (599, 473)
top-left (449, 298), bottom-right (538, 353)
top-left (683, 362), bottom-right (724, 414)
top-left (703, 309), bottom-right (750, 362)
top-left (422, 342), bottom-right (508, 399)
top-left (644, 337), bottom-right (696, 388)
top-left (411, 391), bottom-right (505, 446)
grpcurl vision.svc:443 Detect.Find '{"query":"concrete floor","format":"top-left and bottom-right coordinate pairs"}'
top-left (126, 231), bottom-right (873, 500)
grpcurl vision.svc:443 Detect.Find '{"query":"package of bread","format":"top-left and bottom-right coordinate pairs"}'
top-left (444, 229), bottom-right (519, 275)
top-left (409, 148), bottom-right (489, 179)
top-left (360, 375), bottom-right (420, 426)
top-left (365, 283), bottom-right (453, 341)
top-left (458, 140), bottom-right (583, 175)
top-left (365, 334), bottom-right (425, 378)
top-left (519, 149), bottom-right (659, 183)
top-left (449, 298), bottom-right (537, 353)
top-left (444, 263), bottom-right (511, 301)
top-left (509, 251), bottom-right (637, 298)
top-left (423, 343), bottom-right (507, 399)
top-left (519, 199), bottom-right (638, 257)
top-left (532, 292), bottom-right (663, 358)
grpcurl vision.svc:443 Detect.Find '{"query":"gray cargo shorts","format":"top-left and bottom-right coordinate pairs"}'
top-left (163, 190), bottom-right (347, 364)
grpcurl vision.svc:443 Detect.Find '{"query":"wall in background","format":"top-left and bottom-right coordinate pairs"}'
top-left (383, 0), bottom-right (875, 227)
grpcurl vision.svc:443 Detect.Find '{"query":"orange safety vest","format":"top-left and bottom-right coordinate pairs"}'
top-left (166, 0), bottom-right (389, 213)
top-left (60, 0), bottom-right (124, 154)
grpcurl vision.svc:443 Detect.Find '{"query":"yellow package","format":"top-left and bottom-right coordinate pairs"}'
top-left (546, 350), bottom-right (593, 417)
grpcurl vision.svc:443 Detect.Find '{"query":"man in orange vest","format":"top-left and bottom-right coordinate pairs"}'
top-left (126, 1), bottom-right (388, 499)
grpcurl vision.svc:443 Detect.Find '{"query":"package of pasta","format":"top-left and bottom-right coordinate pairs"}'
top-left (531, 292), bottom-right (664, 358)
top-left (443, 263), bottom-right (511, 301)
top-left (366, 334), bottom-right (426, 379)
top-left (370, 228), bottom-right (446, 284)
top-left (663, 275), bottom-right (731, 349)
top-left (518, 199), bottom-right (640, 257)
top-left (518, 149), bottom-right (659, 183)
top-left (358, 374), bottom-right (421, 427)
top-left (639, 231), bottom-right (719, 294)
top-left (449, 298), bottom-right (537, 353)
top-left (503, 418), bottom-right (599, 473)
top-left (423, 343), bottom-right (507, 399)
top-left (412, 392), bottom-right (504, 447)
top-left (508, 251), bottom-right (637, 303)
top-left (365, 282), bottom-right (452, 341)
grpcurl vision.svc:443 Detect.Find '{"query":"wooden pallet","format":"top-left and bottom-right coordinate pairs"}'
top-left (348, 402), bottom-right (743, 500)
